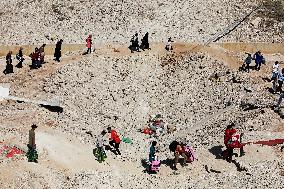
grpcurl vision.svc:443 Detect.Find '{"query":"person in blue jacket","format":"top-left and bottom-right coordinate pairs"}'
top-left (254, 51), bottom-right (264, 71)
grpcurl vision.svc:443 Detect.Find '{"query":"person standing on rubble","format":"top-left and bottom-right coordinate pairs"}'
top-left (94, 130), bottom-right (107, 163)
top-left (275, 77), bottom-right (284, 111)
top-left (165, 37), bottom-right (173, 51)
top-left (149, 141), bottom-right (157, 163)
top-left (39, 44), bottom-right (46, 66)
top-left (169, 141), bottom-right (187, 170)
top-left (30, 48), bottom-right (40, 69)
top-left (243, 53), bottom-right (252, 72)
top-left (130, 33), bottom-right (140, 53)
top-left (173, 142), bottom-right (187, 170)
top-left (86, 35), bottom-right (92, 54)
top-left (277, 68), bottom-right (284, 93)
top-left (222, 124), bottom-right (244, 163)
top-left (54, 39), bottom-right (63, 62)
top-left (26, 124), bottom-right (38, 163)
top-left (107, 127), bottom-right (121, 155)
top-left (253, 51), bottom-right (264, 71)
top-left (272, 61), bottom-right (280, 93)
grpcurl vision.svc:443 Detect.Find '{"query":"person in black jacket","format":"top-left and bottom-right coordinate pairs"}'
top-left (140, 32), bottom-right (150, 51)
top-left (54, 39), bottom-right (63, 62)
top-left (16, 47), bottom-right (24, 68)
top-left (3, 51), bottom-right (13, 74)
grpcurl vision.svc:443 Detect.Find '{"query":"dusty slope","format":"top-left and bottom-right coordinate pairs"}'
top-left (0, 0), bottom-right (283, 45)
top-left (0, 43), bottom-right (283, 188)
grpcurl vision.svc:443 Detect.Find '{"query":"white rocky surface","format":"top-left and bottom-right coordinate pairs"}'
top-left (0, 0), bottom-right (284, 188)
top-left (0, 0), bottom-right (283, 45)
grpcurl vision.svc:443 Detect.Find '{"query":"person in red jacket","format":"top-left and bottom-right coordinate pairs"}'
top-left (222, 124), bottom-right (244, 162)
top-left (31, 48), bottom-right (40, 69)
top-left (86, 35), bottom-right (92, 54)
top-left (107, 127), bottom-right (121, 155)
top-left (173, 143), bottom-right (187, 170)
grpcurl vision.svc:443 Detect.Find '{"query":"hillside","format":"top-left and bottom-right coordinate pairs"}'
top-left (0, 0), bottom-right (284, 188)
top-left (0, 0), bottom-right (283, 45)
top-left (0, 43), bottom-right (284, 188)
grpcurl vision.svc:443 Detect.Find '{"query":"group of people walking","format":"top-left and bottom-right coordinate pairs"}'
top-left (94, 127), bottom-right (121, 163)
top-left (129, 32), bottom-right (174, 53)
top-left (3, 40), bottom-right (63, 74)
top-left (129, 32), bottom-right (150, 53)
top-left (242, 51), bottom-right (265, 72)
top-left (3, 33), bottom-right (177, 75)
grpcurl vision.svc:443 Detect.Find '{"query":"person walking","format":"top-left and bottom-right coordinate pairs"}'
top-left (94, 130), bottom-right (107, 163)
top-left (3, 51), bottom-right (13, 74)
top-left (31, 48), bottom-right (40, 69)
top-left (277, 68), bottom-right (284, 93)
top-left (130, 33), bottom-right (139, 53)
top-left (165, 37), bottom-right (173, 51)
top-left (86, 35), bottom-right (92, 54)
top-left (222, 124), bottom-right (244, 162)
top-left (26, 124), bottom-right (38, 163)
top-left (149, 141), bottom-right (157, 163)
top-left (243, 53), bottom-right (252, 72)
top-left (39, 44), bottom-right (46, 66)
top-left (107, 127), bottom-right (121, 155)
top-left (140, 32), bottom-right (150, 51)
top-left (16, 47), bottom-right (24, 68)
top-left (275, 85), bottom-right (284, 111)
top-left (272, 61), bottom-right (280, 93)
top-left (254, 51), bottom-right (264, 71)
top-left (54, 39), bottom-right (63, 62)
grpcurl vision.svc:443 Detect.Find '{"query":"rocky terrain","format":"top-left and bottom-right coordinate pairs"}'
top-left (0, 43), bottom-right (283, 188)
top-left (0, 0), bottom-right (284, 188)
top-left (0, 0), bottom-right (284, 45)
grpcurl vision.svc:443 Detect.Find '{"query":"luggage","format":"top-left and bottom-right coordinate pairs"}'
top-left (150, 156), bottom-right (160, 172)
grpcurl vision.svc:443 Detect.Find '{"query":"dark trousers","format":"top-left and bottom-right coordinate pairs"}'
top-left (277, 81), bottom-right (283, 93)
top-left (87, 47), bottom-right (91, 54)
top-left (109, 141), bottom-right (121, 155)
top-left (222, 147), bottom-right (233, 162)
top-left (16, 59), bottom-right (23, 68)
top-left (54, 51), bottom-right (61, 62)
top-left (255, 62), bottom-right (261, 70)
top-left (246, 64), bottom-right (250, 72)
top-left (32, 60), bottom-right (40, 69)
top-left (3, 64), bottom-right (13, 74)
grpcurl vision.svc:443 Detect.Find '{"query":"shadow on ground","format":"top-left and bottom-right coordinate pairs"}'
top-left (208, 145), bottom-right (223, 159)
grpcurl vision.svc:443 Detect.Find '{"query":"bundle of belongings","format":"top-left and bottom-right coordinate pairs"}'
top-left (143, 114), bottom-right (166, 137)
top-left (0, 144), bottom-right (25, 159)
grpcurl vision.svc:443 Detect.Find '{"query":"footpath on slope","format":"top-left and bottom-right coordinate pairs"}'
top-left (0, 42), bottom-right (283, 188)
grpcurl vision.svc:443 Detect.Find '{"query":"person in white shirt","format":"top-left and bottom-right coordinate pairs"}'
top-left (272, 61), bottom-right (280, 78)
top-left (272, 61), bottom-right (280, 93)
top-left (165, 37), bottom-right (173, 51)
top-left (94, 130), bottom-right (107, 163)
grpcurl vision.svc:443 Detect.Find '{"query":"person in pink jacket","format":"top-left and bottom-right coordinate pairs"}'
top-left (86, 35), bottom-right (92, 54)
